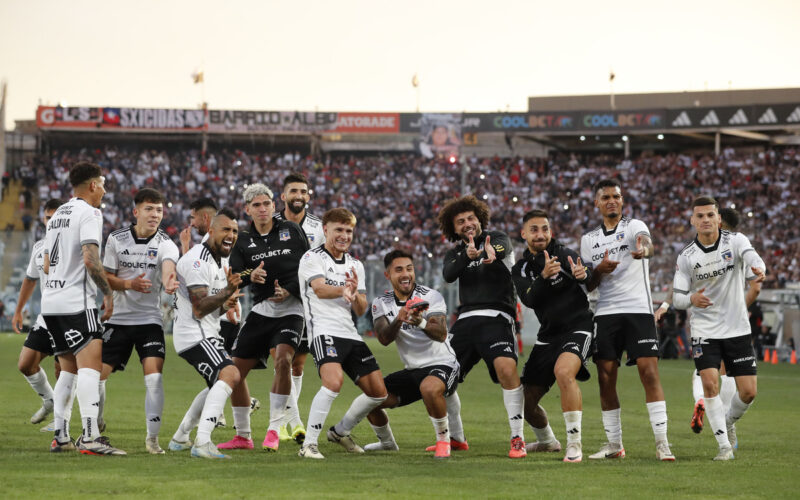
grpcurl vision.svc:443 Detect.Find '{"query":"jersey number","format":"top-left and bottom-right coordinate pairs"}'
top-left (49, 233), bottom-right (61, 267)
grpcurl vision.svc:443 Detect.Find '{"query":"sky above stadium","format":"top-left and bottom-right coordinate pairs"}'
top-left (1, 0), bottom-right (799, 129)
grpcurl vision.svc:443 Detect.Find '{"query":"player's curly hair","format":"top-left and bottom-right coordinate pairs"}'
top-left (437, 195), bottom-right (490, 242)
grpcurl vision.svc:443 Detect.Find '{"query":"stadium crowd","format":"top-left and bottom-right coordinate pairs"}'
top-left (26, 145), bottom-right (800, 289)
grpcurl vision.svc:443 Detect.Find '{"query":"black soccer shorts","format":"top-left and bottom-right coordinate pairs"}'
top-left (24, 324), bottom-right (55, 356)
top-left (43, 309), bottom-right (102, 356)
top-left (179, 337), bottom-right (235, 388)
top-left (232, 312), bottom-right (303, 359)
top-left (101, 323), bottom-right (165, 372)
top-left (693, 334), bottom-right (758, 377)
top-left (593, 313), bottom-right (660, 366)
top-left (449, 314), bottom-right (517, 384)
top-left (384, 364), bottom-right (459, 407)
top-left (521, 328), bottom-right (593, 390)
top-left (309, 335), bottom-right (380, 383)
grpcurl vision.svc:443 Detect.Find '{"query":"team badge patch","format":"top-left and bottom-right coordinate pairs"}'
top-left (193, 261), bottom-right (202, 269)
top-left (279, 229), bottom-right (290, 241)
top-left (615, 232), bottom-right (625, 241)
top-left (308, 234), bottom-right (315, 243)
top-left (147, 249), bottom-right (158, 259)
top-left (326, 345), bottom-right (338, 357)
top-left (693, 345), bottom-right (703, 359)
top-left (721, 249), bottom-right (733, 262)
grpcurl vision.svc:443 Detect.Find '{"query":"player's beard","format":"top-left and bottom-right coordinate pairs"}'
top-left (287, 199), bottom-right (305, 215)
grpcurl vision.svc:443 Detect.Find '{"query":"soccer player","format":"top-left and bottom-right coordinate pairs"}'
top-left (41, 162), bottom-right (125, 455)
top-left (13, 199), bottom-right (64, 429)
top-left (437, 195), bottom-right (527, 459)
top-left (217, 183), bottom-right (309, 452)
top-left (296, 208), bottom-right (388, 459)
top-left (272, 172), bottom-right (325, 441)
top-left (180, 198), bottom-right (218, 255)
top-left (672, 196), bottom-right (765, 460)
top-left (168, 208), bottom-right (243, 459)
top-left (363, 250), bottom-right (462, 458)
top-left (511, 210), bottom-right (594, 463)
top-left (580, 179), bottom-right (674, 461)
top-left (99, 188), bottom-right (179, 454)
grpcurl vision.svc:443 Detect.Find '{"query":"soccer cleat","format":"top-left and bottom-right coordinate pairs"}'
top-left (298, 443), bottom-right (325, 459)
top-left (588, 442), bottom-right (626, 460)
top-left (50, 438), bottom-right (76, 453)
top-left (365, 441), bottom-right (400, 452)
top-left (526, 439), bottom-right (562, 453)
top-left (291, 424), bottom-right (306, 445)
top-left (146, 436), bottom-right (166, 455)
top-left (434, 440), bottom-right (451, 459)
top-left (713, 446), bottom-right (735, 461)
top-left (217, 435), bottom-right (254, 450)
top-left (250, 397), bottom-right (261, 415)
top-left (656, 440), bottom-right (676, 461)
top-left (40, 420), bottom-right (56, 433)
top-left (508, 436), bottom-right (527, 459)
top-left (327, 427), bottom-right (364, 453)
top-left (215, 413), bottom-right (227, 428)
top-left (168, 438), bottom-right (193, 451)
top-left (263, 430), bottom-right (280, 452)
top-left (727, 422), bottom-right (738, 450)
top-left (279, 423), bottom-right (293, 442)
top-left (31, 401), bottom-right (54, 424)
top-left (425, 439), bottom-right (469, 452)
top-left (691, 399), bottom-right (705, 434)
top-left (563, 442), bottom-right (582, 463)
top-left (191, 441), bottom-right (230, 459)
top-left (76, 435), bottom-right (127, 456)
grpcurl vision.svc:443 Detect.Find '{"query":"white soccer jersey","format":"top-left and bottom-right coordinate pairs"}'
top-left (371, 285), bottom-right (457, 370)
top-left (173, 243), bottom-right (229, 353)
top-left (41, 197), bottom-right (103, 315)
top-left (580, 217), bottom-right (654, 316)
top-left (275, 210), bottom-right (325, 249)
top-left (672, 230), bottom-right (765, 340)
top-left (103, 226), bottom-right (179, 326)
top-left (24, 238), bottom-right (48, 329)
top-left (298, 246), bottom-right (366, 342)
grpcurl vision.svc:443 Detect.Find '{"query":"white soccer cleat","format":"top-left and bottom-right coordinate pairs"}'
top-left (656, 440), bottom-right (675, 461)
top-left (250, 397), bottom-right (261, 415)
top-left (713, 446), bottom-right (735, 461)
top-left (526, 439), bottom-right (562, 452)
top-left (168, 438), bottom-right (193, 451)
top-left (216, 413), bottom-right (227, 428)
top-left (364, 441), bottom-right (400, 452)
top-left (327, 427), bottom-right (364, 453)
top-left (40, 420), bottom-right (56, 433)
top-left (588, 442), bottom-right (626, 460)
top-left (146, 436), bottom-right (166, 455)
top-left (298, 443), bottom-right (325, 459)
top-left (563, 442), bottom-right (582, 463)
top-left (30, 401), bottom-right (54, 424)
top-left (726, 422), bottom-right (738, 450)
top-left (191, 441), bottom-right (230, 459)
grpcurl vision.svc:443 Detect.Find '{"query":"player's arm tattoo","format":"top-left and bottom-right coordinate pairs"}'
top-left (375, 316), bottom-right (401, 346)
top-left (82, 243), bottom-right (113, 296)
top-left (420, 314), bottom-right (447, 343)
top-left (188, 285), bottom-right (234, 319)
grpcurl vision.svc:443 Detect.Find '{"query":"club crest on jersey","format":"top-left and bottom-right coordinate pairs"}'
top-left (721, 250), bottom-right (733, 262)
top-left (147, 249), bottom-right (158, 260)
top-left (280, 229), bottom-right (290, 241)
top-left (193, 261), bottom-right (202, 269)
top-left (615, 232), bottom-right (625, 241)
top-left (308, 234), bottom-right (315, 243)
top-left (326, 345), bottom-right (338, 357)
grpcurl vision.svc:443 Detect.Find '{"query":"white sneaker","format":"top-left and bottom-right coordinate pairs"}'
top-left (31, 401), bottom-right (54, 424)
top-left (713, 446), bottom-right (735, 461)
top-left (526, 439), bottom-right (562, 452)
top-left (656, 440), bottom-right (675, 461)
top-left (726, 422), bottom-right (738, 449)
top-left (298, 443), bottom-right (325, 459)
top-left (588, 442), bottom-right (626, 459)
top-left (364, 441), bottom-right (400, 451)
top-left (191, 441), bottom-right (230, 459)
top-left (327, 427), bottom-right (364, 453)
top-left (563, 442), bottom-right (582, 463)
top-left (40, 420), bottom-right (56, 433)
top-left (168, 438), bottom-right (193, 451)
top-left (146, 436), bottom-right (166, 455)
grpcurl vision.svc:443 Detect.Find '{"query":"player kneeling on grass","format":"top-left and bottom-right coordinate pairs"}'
top-left (511, 210), bottom-right (594, 463)
top-left (364, 250), bottom-right (464, 459)
top-left (168, 209), bottom-right (243, 459)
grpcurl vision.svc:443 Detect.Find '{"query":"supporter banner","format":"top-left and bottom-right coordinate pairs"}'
top-left (413, 113), bottom-right (462, 158)
top-left (37, 106), bottom-right (205, 131)
top-left (207, 110), bottom-right (338, 133)
top-left (330, 112), bottom-right (399, 133)
top-left (37, 106), bottom-right (103, 128)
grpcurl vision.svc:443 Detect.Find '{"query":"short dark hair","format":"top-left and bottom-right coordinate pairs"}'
top-left (215, 207), bottom-right (238, 221)
top-left (323, 207), bottom-right (357, 226)
top-left (189, 198), bottom-right (217, 212)
top-left (719, 207), bottom-right (740, 230)
top-left (522, 209), bottom-right (549, 224)
top-left (593, 178), bottom-right (621, 194)
top-left (43, 198), bottom-right (63, 212)
top-left (692, 196), bottom-right (719, 210)
top-left (283, 172), bottom-right (309, 190)
top-left (383, 249), bottom-right (414, 269)
top-left (134, 188), bottom-right (165, 206)
top-left (437, 195), bottom-right (490, 242)
top-left (68, 162), bottom-right (102, 188)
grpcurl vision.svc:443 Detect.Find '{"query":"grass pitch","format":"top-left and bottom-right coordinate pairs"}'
top-left (1, 332), bottom-right (798, 499)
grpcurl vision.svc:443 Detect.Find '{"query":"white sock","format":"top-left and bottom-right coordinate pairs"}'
top-left (726, 391), bottom-right (752, 426)
top-left (173, 388), bottom-right (209, 442)
top-left (601, 408), bottom-right (622, 445)
top-left (284, 378), bottom-right (303, 428)
top-left (502, 385), bottom-right (525, 440)
top-left (334, 393), bottom-right (387, 436)
top-left (370, 419), bottom-right (396, 445)
top-left (532, 423), bottom-right (557, 444)
top-left (430, 415), bottom-right (450, 443)
top-left (269, 392), bottom-right (290, 432)
top-left (646, 401), bottom-right (668, 442)
top-left (76, 368), bottom-right (101, 440)
top-left (705, 395), bottom-right (729, 448)
top-left (305, 386), bottom-right (338, 445)
top-left (233, 406), bottom-right (251, 439)
top-left (720, 375), bottom-right (736, 412)
top-left (692, 370), bottom-right (704, 403)
top-left (144, 373), bottom-right (164, 439)
top-left (53, 371), bottom-right (76, 443)
top-left (196, 381), bottom-right (233, 445)
top-left (563, 411), bottom-right (582, 445)
top-left (446, 392), bottom-right (465, 442)
top-left (24, 368), bottom-right (54, 406)
top-left (292, 374), bottom-right (304, 399)
top-left (98, 379), bottom-right (107, 422)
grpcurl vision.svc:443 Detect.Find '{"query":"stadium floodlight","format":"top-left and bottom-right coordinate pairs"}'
top-left (448, 155), bottom-right (457, 164)
top-left (657, 134), bottom-right (665, 140)
top-left (579, 136), bottom-right (586, 141)
top-left (479, 174), bottom-right (485, 180)
top-left (394, 236), bottom-right (399, 242)
top-left (482, 194), bottom-right (489, 200)
top-left (563, 204), bottom-right (569, 211)
top-left (730, 203), bottom-right (736, 209)
top-left (748, 211), bottom-right (753, 218)
top-left (167, 202), bottom-right (173, 208)
top-left (622, 135), bottom-right (629, 142)
top-left (512, 196), bottom-right (518, 203)
top-left (427, 252), bottom-right (433, 258)
top-left (229, 185), bottom-right (235, 191)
